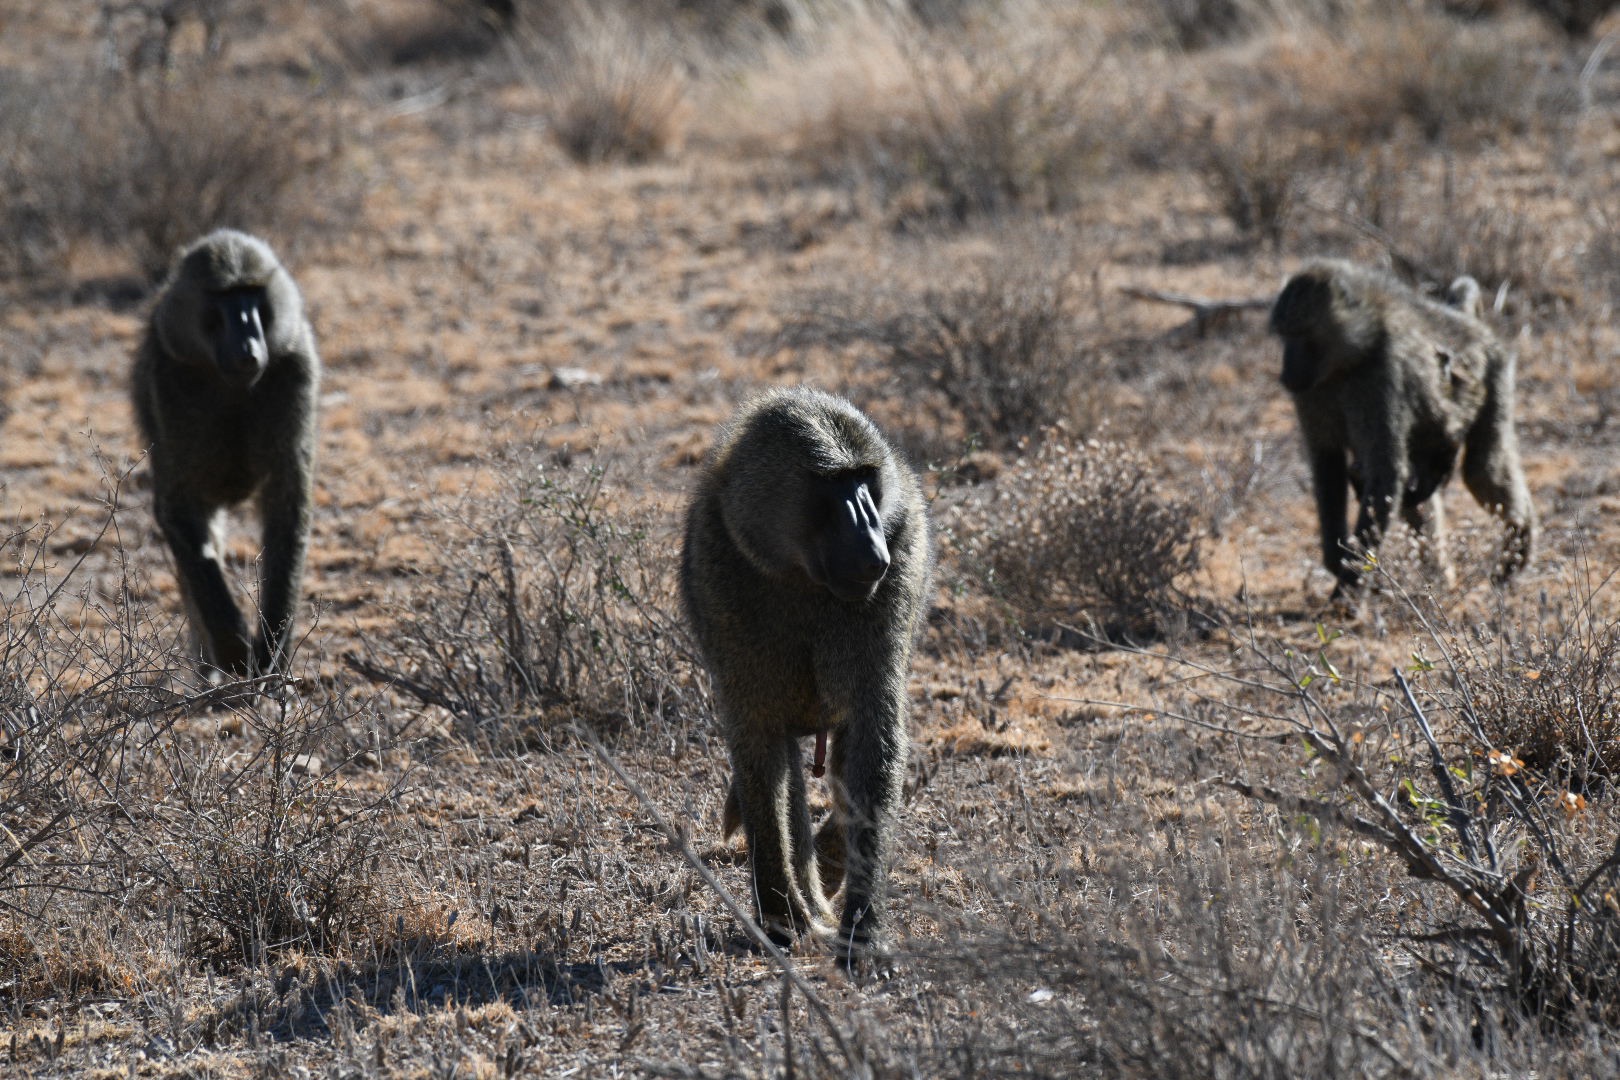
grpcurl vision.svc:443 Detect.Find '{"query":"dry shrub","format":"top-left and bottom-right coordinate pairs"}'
top-left (953, 435), bottom-right (1205, 633)
top-left (727, 4), bottom-right (1115, 221)
top-left (1145, 0), bottom-right (1255, 46)
top-left (0, 70), bottom-right (344, 282)
top-left (1142, 0), bottom-right (1361, 48)
top-left (916, 834), bottom-right (1468, 1076)
top-left (1444, 589), bottom-right (1620, 779)
top-left (1524, 0), bottom-right (1620, 37)
top-left (1336, 147), bottom-right (1554, 302)
top-left (1580, 203), bottom-right (1620, 311)
top-left (366, 0), bottom-right (509, 65)
top-left (517, 5), bottom-right (689, 165)
top-left (1194, 119), bottom-right (1310, 248)
top-left (1261, 12), bottom-right (1544, 148)
top-left (1168, 597), bottom-right (1620, 1037)
top-left (780, 233), bottom-right (1103, 451)
top-left (138, 690), bottom-right (406, 963)
top-left (0, 503), bottom-right (407, 968)
top-left (347, 455), bottom-right (706, 748)
top-left (0, 511), bottom-right (188, 913)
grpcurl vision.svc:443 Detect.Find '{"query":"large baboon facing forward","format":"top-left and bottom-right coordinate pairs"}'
top-left (133, 229), bottom-right (320, 677)
top-left (1270, 258), bottom-right (1534, 597)
top-left (682, 388), bottom-right (932, 967)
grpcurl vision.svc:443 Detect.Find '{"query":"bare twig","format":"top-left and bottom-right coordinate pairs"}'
top-left (1118, 285), bottom-right (1271, 336)
top-left (342, 651), bottom-right (465, 716)
top-left (577, 727), bottom-right (862, 1076)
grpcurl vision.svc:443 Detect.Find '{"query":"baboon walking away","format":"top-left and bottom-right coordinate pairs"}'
top-left (132, 229), bottom-right (321, 678)
top-left (1270, 258), bottom-right (1534, 597)
top-left (681, 388), bottom-right (932, 967)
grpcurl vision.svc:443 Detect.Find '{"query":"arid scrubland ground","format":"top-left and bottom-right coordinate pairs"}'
top-left (5, 1), bottom-right (1620, 1075)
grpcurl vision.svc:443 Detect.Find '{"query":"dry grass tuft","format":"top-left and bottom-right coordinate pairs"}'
top-left (0, 70), bottom-right (344, 283)
top-left (1260, 12), bottom-right (1544, 148)
top-left (722, 5), bottom-right (1116, 221)
top-left (519, 6), bottom-right (689, 165)
top-left (347, 453), bottom-right (706, 748)
top-left (952, 434), bottom-right (1206, 635)
top-left (780, 232), bottom-right (1105, 451)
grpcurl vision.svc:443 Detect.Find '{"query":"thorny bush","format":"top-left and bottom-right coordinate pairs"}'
top-left (780, 235), bottom-right (1104, 450)
top-left (139, 690), bottom-right (407, 963)
top-left (0, 70), bottom-right (342, 282)
top-left (1186, 589), bottom-right (1620, 1033)
top-left (348, 456), bottom-right (707, 749)
top-left (952, 434), bottom-right (1205, 634)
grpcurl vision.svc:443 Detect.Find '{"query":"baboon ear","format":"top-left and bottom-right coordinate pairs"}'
top-left (1446, 276), bottom-right (1483, 318)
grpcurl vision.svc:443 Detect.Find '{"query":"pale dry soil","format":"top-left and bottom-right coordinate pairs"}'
top-left (5, 4), bottom-right (1620, 1077)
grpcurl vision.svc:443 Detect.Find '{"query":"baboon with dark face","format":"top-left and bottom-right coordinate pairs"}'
top-left (133, 229), bottom-right (320, 677)
top-left (1270, 258), bottom-right (1534, 597)
top-left (682, 388), bottom-right (932, 966)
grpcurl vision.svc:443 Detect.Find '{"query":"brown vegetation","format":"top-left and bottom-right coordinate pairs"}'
top-left (5, 0), bottom-right (1620, 1075)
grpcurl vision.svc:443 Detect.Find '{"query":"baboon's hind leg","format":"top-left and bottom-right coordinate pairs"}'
top-left (729, 731), bottom-right (826, 944)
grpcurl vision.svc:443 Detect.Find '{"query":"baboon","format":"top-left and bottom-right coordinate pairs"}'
top-left (681, 388), bottom-right (932, 966)
top-left (1270, 258), bottom-right (1534, 597)
top-left (132, 229), bottom-right (320, 677)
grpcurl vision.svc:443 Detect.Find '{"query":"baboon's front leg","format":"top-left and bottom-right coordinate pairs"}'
top-left (1401, 496), bottom-right (1454, 588)
top-left (157, 496), bottom-right (250, 675)
top-left (1349, 454), bottom-right (1405, 591)
top-left (1462, 384), bottom-right (1535, 583)
top-left (254, 472), bottom-right (310, 675)
top-left (1308, 447), bottom-right (1355, 592)
top-left (821, 654), bottom-right (909, 967)
top-left (814, 735), bottom-right (849, 898)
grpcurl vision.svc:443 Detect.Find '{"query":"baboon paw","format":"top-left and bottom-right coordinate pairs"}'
top-left (831, 932), bottom-right (896, 980)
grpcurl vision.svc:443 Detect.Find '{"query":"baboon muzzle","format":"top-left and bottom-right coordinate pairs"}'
top-left (1279, 340), bottom-right (1318, 394)
top-left (216, 291), bottom-right (269, 387)
top-left (818, 479), bottom-right (890, 602)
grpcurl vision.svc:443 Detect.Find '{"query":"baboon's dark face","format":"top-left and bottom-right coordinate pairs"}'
top-left (804, 468), bottom-right (890, 602)
top-left (1279, 340), bottom-right (1321, 394)
top-left (206, 286), bottom-right (272, 388)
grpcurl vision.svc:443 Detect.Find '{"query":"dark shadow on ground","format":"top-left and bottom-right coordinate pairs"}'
top-left (205, 942), bottom-right (704, 1041)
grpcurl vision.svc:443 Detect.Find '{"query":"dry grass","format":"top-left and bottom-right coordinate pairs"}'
top-left (950, 435), bottom-right (1206, 636)
top-left (6, 0), bottom-right (1620, 1075)
top-left (345, 451), bottom-right (706, 749)
top-left (1252, 10), bottom-right (1547, 148)
top-left (719, 4), bottom-right (1118, 221)
top-left (516, 5), bottom-right (690, 165)
top-left (780, 229), bottom-right (1105, 451)
top-left (0, 69), bottom-right (345, 283)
